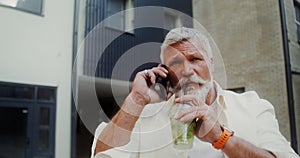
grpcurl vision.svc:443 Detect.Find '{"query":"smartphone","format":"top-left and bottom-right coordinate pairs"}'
top-left (153, 65), bottom-right (171, 100)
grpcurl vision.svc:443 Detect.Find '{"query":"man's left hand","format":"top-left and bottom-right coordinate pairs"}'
top-left (173, 94), bottom-right (222, 143)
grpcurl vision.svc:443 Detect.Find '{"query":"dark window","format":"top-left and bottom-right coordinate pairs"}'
top-left (38, 87), bottom-right (56, 102)
top-left (0, 82), bottom-right (56, 158)
top-left (0, 107), bottom-right (28, 158)
top-left (105, 0), bottom-right (134, 32)
top-left (164, 8), bottom-right (183, 30)
top-left (227, 87), bottom-right (245, 94)
top-left (295, 2), bottom-right (300, 44)
top-left (106, 0), bottom-right (125, 30)
top-left (292, 73), bottom-right (300, 153)
top-left (40, 107), bottom-right (50, 125)
top-left (38, 129), bottom-right (49, 150)
top-left (0, 83), bottom-right (34, 100)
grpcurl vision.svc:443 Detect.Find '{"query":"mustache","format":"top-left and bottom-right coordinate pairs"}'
top-left (170, 75), bottom-right (209, 91)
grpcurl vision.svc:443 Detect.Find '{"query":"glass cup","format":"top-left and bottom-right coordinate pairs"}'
top-left (169, 101), bottom-right (196, 150)
top-left (168, 83), bottom-right (202, 150)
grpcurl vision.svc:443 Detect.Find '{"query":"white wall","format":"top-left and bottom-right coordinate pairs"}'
top-left (0, 0), bottom-right (74, 157)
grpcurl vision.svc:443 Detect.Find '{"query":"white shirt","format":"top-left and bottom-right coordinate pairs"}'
top-left (91, 84), bottom-right (299, 158)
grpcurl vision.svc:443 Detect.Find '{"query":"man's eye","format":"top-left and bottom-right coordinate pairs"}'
top-left (170, 61), bottom-right (181, 66)
top-left (191, 57), bottom-right (202, 62)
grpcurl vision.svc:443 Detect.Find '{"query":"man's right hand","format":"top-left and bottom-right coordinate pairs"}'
top-left (94, 65), bottom-right (169, 155)
top-left (130, 65), bottom-right (169, 106)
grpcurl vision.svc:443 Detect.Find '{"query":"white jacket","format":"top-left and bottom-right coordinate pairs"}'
top-left (91, 88), bottom-right (299, 158)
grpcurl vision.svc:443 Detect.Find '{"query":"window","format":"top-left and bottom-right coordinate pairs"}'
top-left (295, 1), bottom-right (300, 43)
top-left (0, 0), bottom-right (43, 15)
top-left (0, 83), bottom-right (34, 100)
top-left (0, 82), bottom-right (56, 158)
top-left (106, 0), bottom-right (134, 33)
top-left (292, 73), bottom-right (300, 153)
top-left (227, 87), bottom-right (245, 94)
top-left (164, 8), bottom-right (183, 30)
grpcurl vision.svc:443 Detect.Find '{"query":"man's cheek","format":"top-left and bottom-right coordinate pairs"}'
top-left (168, 70), bottom-right (180, 87)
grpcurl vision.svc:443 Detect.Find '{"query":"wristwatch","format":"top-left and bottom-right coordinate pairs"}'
top-left (212, 125), bottom-right (234, 150)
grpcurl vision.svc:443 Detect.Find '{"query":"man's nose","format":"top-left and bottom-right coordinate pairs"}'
top-left (182, 61), bottom-right (193, 77)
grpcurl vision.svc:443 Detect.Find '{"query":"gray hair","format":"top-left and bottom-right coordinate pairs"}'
top-left (160, 27), bottom-right (213, 63)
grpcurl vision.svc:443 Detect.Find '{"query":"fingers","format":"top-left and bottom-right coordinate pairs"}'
top-left (173, 106), bottom-right (195, 121)
top-left (158, 64), bottom-right (168, 73)
top-left (146, 70), bottom-right (156, 84)
top-left (173, 95), bottom-right (209, 123)
top-left (142, 66), bottom-right (168, 85)
top-left (175, 95), bottom-right (205, 107)
top-left (174, 106), bottom-right (208, 123)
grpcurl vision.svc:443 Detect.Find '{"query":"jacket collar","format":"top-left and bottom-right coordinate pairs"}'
top-left (212, 80), bottom-right (226, 109)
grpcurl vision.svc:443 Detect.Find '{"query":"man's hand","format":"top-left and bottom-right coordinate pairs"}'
top-left (173, 94), bottom-right (222, 143)
top-left (94, 65), bottom-right (169, 155)
top-left (130, 65), bottom-right (169, 105)
top-left (172, 95), bottom-right (276, 158)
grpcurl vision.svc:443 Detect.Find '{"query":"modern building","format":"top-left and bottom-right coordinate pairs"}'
top-left (0, 0), bottom-right (299, 158)
top-left (0, 0), bottom-right (74, 157)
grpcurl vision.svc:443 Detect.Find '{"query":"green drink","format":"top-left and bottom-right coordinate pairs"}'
top-left (170, 104), bottom-right (196, 150)
top-left (168, 83), bottom-right (200, 150)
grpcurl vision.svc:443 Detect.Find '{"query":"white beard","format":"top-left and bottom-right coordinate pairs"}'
top-left (171, 74), bottom-right (213, 102)
top-left (193, 81), bottom-right (213, 102)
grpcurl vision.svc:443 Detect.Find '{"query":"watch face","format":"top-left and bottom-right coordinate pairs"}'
top-left (221, 125), bottom-right (234, 135)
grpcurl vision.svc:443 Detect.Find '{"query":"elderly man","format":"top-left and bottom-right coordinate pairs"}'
top-left (91, 27), bottom-right (299, 158)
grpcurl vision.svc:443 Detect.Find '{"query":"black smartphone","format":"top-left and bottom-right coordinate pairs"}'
top-left (154, 65), bottom-right (170, 100)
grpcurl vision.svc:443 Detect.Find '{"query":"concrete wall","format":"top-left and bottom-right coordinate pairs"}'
top-left (193, 0), bottom-right (291, 140)
top-left (0, 0), bottom-right (74, 157)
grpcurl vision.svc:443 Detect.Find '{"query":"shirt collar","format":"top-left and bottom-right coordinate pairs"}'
top-left (212, 81), bottom-right (227, 109)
